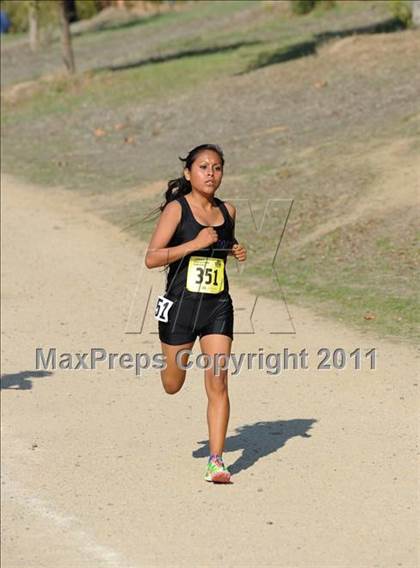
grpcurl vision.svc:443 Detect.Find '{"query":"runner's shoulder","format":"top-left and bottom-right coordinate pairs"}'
top-left (223, 201), bottom-right (236, 221)
top-left (161, 199), bottom-right (182, 220)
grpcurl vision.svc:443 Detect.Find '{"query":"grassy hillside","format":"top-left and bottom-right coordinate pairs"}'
top-left (1, 0), bottom-right (419, 343)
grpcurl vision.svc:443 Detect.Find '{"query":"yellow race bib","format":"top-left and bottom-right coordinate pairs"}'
top-left (186, 256), bottom-right (224, 294)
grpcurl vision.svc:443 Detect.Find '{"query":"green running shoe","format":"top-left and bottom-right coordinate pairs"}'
top-left (204, 454), bottom-right (231, 483)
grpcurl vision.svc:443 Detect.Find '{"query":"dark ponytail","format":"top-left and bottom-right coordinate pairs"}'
top-left (143, 143), bottom-right (225, 221)
top-left (160, 173), bottom-right (192, 211)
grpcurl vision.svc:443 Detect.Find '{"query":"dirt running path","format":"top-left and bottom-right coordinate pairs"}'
top-left (1, 174), bottom-right (418, 568)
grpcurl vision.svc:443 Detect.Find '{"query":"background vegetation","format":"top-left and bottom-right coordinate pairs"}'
top-left (1, 0), bottom-right (419, 344)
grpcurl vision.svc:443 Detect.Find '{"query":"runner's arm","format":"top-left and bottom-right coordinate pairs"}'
top-left (145, 201), bottom-right (200, 268)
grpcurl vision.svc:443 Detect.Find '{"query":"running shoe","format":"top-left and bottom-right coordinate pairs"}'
top-left (204, 454), bottom-right (231, 483)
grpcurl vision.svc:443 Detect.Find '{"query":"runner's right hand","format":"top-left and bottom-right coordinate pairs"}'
top-left (193, 227), bottom-right (219, 249)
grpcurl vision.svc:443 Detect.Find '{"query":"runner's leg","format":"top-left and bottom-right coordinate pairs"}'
top-left (199, 334), bottom-right (232, 455)
top-left (160, 341), bottom-right (194, 394)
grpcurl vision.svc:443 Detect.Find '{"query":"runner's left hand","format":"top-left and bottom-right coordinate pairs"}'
top-left (232, 243), bottom-right (246, 262)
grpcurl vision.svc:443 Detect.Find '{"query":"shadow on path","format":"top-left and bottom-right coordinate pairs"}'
top-left (98, 40), bottom-right (262, 73)
top-left (72, 13), bottom-right (162, 37)
top-left (1, 370), bottom-right (53, 390)
top-left (193, 418), bottom-right (316, 475)
top-left (240, 17), bottom-right (406, 74)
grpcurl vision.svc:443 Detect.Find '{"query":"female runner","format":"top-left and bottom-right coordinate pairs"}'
top-left (145, 144), bottom-right (246, 483)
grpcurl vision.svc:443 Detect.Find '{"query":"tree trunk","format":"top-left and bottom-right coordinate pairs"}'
top-left (64, 0), bottom-right (79, 23)
top-left (58, 0), bottom-right (76, 74)
top-left (28, 0), bottom-right (39, 52)
top-left (412, 1), bottom-right (420, 26)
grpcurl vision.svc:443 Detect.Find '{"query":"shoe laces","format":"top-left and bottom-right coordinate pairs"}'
top-left (209, 454), bottom-right (224, 468)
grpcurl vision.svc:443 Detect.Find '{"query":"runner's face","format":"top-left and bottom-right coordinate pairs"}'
top-left (184, 150), bottom-right (223, 195)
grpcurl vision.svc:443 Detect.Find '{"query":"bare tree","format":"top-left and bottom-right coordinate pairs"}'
top-left (65, 0), bottom-right (79, 23)
top-left (413, 0), bottom-right (420, 26)
top-left (28, 0), bottom-right (39, 52)
top-left (58, 0), bottom-right (76, 74)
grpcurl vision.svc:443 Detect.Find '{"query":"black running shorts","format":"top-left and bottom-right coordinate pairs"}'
top-left (158, 292), bottom-right (234, 345)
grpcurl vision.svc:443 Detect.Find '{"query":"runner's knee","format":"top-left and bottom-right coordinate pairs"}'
top-left (206, 370), bottom-right (228, 395)
top-left (161, 368), bottom-right (185, 395)
top-left (163, 381), bottom-right (183, 395)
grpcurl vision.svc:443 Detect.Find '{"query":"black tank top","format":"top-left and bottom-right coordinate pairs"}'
top-left (164, 195), bottom-right (235, 301)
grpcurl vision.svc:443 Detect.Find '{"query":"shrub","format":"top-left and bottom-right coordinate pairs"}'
top-left (290, 0), bottom-right (316, 15)
top-left (389, 0), bottom-right (413, 27)
top-left (75, 0), bottom-right (102, 21)
top-left (290, 0), bottom-right (336, 16)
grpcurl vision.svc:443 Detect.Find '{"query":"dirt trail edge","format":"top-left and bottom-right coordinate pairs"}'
top-left (1, 173), bottom-right (418, 568)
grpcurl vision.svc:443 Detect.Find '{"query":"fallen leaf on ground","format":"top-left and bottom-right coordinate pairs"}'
top-left (257, 125), bottom-right (289, 135)
top-left (363, 312), bottom-right (376, 320)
